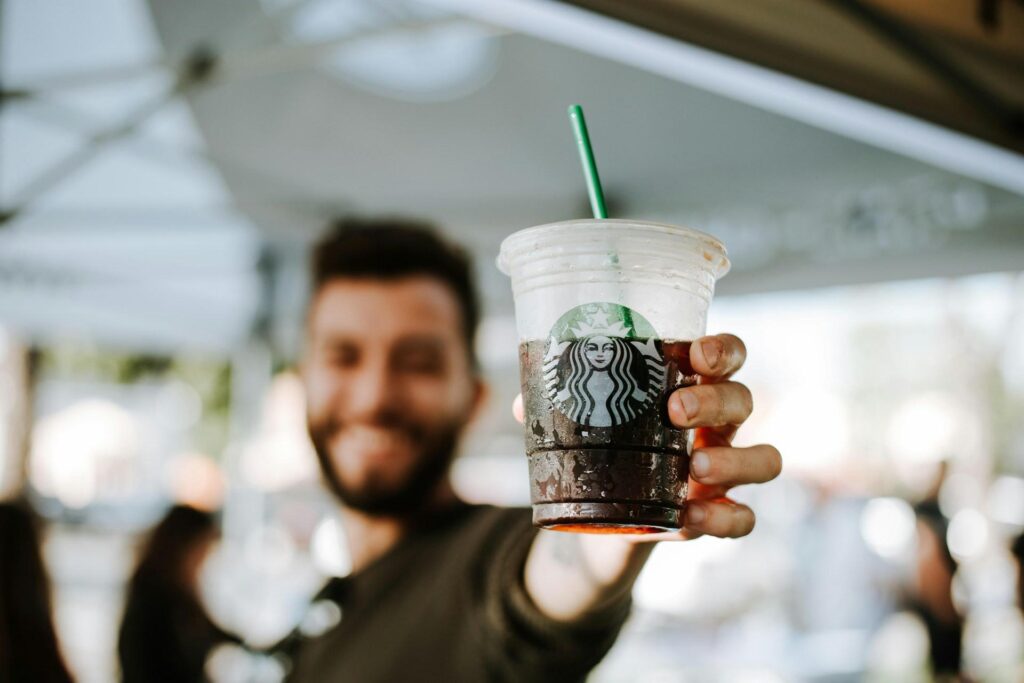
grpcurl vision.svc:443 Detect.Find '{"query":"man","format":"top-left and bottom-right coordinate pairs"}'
top-left (284, 218), bottom-right (782, 682)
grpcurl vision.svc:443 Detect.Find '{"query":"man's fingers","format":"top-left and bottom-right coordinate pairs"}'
top-left (689, 445), bottom-right (782, 487)
top-left (683, 498), bottom-right (756, 538)
top-left (686, 479), bottom-right (729, 502)
top-left (693, 425), bottom-right (738, 450)
top-left (668, 381), bottom-right (753, 429)
top-left (512, 394), bottom-right (524, 424)
top-left (691, 333), bottom-right (746, 379)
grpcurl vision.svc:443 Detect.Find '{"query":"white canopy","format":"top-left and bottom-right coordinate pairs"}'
top-left (3, 0), bottom-right (1022, 355)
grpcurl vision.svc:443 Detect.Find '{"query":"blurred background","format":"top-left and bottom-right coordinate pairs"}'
top-left (2, 0), bottom-right (1023, 681)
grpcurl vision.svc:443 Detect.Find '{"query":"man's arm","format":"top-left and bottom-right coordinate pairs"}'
top-left (522, 530), bottom-right (651, 622)
top-left (519, 333), bottom-right (783, 622)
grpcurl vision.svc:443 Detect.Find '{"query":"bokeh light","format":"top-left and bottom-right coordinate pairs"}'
top-left (987, 476), bottom-right (1024, 529)
top-left (947, 509), bottom-right (989, 561)
top-left (166, 452), bottom-right (224, 510)
top-left (886, 393), bottom-right (961, 464)
top-left (758, 390), bottom-right (849, 474)
top-left (241, 372), bottom-right (319, 492)
top-left (860, 497), bottom-right (917, 562)
top-left (30, 399), bottom-right (141, 509)
top-left (310, 515), bottom-right (351, 577)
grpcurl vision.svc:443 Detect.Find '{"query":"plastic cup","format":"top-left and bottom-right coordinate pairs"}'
top-left (498, 219), bottom-right (730, 533)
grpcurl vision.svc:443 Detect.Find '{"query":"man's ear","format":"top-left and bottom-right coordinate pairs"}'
top-left (466, 378), bottom-right (490, 425)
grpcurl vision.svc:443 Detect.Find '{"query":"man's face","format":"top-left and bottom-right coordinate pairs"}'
top-left (303, 277), bottom-right (481, 515)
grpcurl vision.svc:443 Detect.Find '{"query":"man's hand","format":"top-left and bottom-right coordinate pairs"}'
top-left (516, 333), bottom-right (782, 621)
top-left (653, 332), bottom-right (781, 540)
top-left (513, 333), bottom-right (780, 541)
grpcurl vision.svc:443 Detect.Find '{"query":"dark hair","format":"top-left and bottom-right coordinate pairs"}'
top-left (312, 217), bottom-right (480, 369)
top-left (1013, 532), bottom-right (1024, 607)
top-left (0, 501), bottom-right (74, 683)
top-left (129, 505), bottom-right (217, 594)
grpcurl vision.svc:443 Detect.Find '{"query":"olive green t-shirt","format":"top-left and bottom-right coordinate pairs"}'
top-left (283, 504), bottom-right (630, 683)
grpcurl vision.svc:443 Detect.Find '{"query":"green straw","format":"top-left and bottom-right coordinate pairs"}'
top-left (567, 104), bottom-right (636, 335)
top-left (568, 104), bottom-right (608, 219)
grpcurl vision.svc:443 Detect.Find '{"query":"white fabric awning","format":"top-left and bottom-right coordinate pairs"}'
top-left (2, 0), bottom-right (1023, 354)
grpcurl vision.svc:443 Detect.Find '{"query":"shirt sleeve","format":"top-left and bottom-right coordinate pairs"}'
top-left (471, 509), bottom-right (632, 683)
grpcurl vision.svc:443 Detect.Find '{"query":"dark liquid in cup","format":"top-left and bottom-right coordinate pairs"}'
top-left (518, 339), bottom-right (696, 533)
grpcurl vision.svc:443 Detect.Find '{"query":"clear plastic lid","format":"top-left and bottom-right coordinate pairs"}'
top-left (498, 219), bottom-right (729, 341)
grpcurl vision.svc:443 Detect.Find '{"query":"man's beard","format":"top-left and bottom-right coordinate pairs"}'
top-left (307, 411), bottom-right (462, 516)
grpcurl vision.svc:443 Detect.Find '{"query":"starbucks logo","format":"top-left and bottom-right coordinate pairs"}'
top-left (544, 303), bottom-right (666, 428)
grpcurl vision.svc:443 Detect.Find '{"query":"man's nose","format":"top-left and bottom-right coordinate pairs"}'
top-left (345, 361), bottom-right (402, 421)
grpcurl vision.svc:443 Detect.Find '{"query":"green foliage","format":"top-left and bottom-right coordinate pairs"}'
top-left (38, 344), bottom-right (234, 458)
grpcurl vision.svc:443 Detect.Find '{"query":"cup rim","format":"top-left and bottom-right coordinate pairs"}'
top-left (498, 218), bottom-right (729, 277)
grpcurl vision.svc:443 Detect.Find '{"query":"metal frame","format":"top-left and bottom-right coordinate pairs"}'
top-left (427, 0), bottom-right (1024, 196)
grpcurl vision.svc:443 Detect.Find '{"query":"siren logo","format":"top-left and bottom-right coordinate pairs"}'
top-left (544, 303), bottom-right (666, 427)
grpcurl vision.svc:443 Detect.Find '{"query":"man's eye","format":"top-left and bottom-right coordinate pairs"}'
top-left (327, 345), bottom-right (359, 367)
top-left (396, 352), bottom-right (444, 374)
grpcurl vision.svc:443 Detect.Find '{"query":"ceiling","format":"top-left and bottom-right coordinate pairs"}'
top-left (2, 0), bottom-right (1022, 356)
top-left (565, 0), bottom-right (1024, 154)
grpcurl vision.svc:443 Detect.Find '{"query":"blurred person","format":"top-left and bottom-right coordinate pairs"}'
top-left (281, 219), bottom-right (782, 682)
top-left (118, 504), bottom-right (242, 683)
top-left (0, 500), bottom-right (75, 683)
top-left (909, 517), bottom-right (963, 681)
top-left (906, 462), bottom-right (964, 681)
top-left (1013, 531), bottom-right (1024, 611)
top-left (1009, 532), bottom-right (1024, 683)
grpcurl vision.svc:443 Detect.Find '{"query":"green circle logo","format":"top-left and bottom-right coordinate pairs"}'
top-left (543, 302), bottom-right (665, 427)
